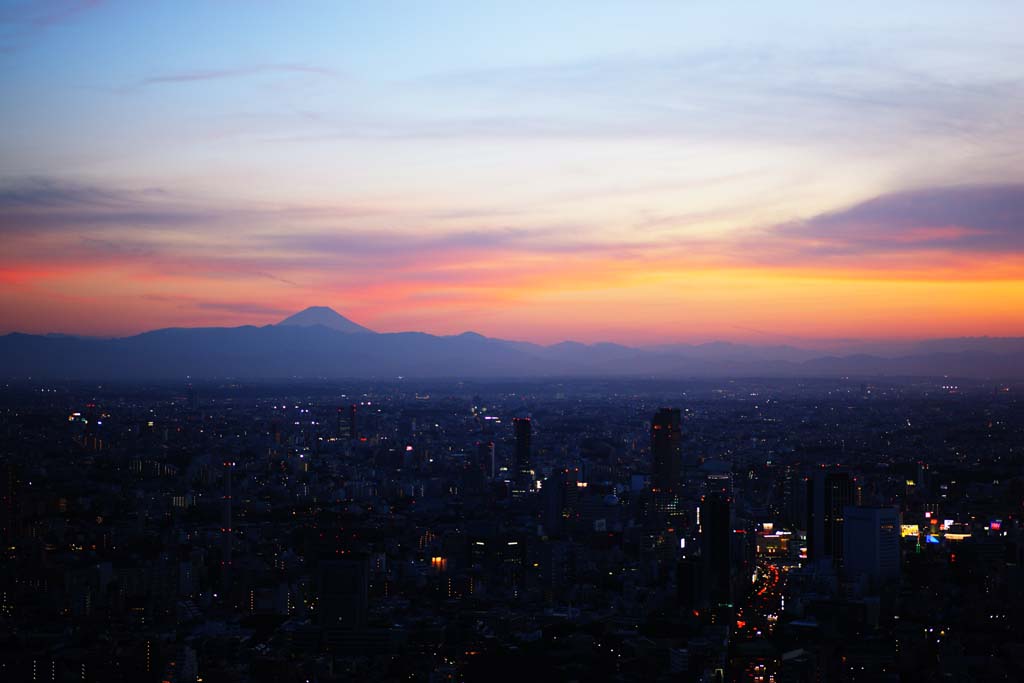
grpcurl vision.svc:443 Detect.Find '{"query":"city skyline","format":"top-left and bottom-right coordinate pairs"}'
top-left (3, 2), bottom-right (1024, 344)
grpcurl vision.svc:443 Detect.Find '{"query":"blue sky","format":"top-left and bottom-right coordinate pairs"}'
top-left (2, 1), bottom-right (1023, 343)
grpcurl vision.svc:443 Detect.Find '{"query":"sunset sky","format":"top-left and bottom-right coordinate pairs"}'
top-left (2, 1), bottom-right (1023, 345)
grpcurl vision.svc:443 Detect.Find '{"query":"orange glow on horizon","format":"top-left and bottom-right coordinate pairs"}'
top-left (2, 249), bottom-right (1023, 345)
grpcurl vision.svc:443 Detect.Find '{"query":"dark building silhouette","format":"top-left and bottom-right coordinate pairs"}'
top-left (651, 408), bottom-right (682, 492)
top-left (476, 440), bottom-right (496, 479)
top-left (807, 471), bottom-right (855, 565)
top-left (337, 404), bottom-right (357, 440)
top-left (543, 469), bottom-right (567, 536)
top-left (317, 557), bottom-right (369, 630)
top-left (677, 555), bottom-right (702, 610)
top-left (1, 462), bottom-right (18, 544)
top-left (701, 491), bottom-right (732, 607)
top-left (222, 460), bottom-right (234, 588)
top-left (513, 417), bottom-right (532, 480)
top-left (782, 468), bottom-right (808, 529)
top-left (843, 506), bottom-right (900, 583)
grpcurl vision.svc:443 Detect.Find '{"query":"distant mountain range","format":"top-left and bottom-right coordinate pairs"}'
top-left (1, 306), bottom-right (1022, 380)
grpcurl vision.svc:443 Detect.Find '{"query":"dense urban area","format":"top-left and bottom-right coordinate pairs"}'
top-left (1, 377), bottom-right (1022, 682)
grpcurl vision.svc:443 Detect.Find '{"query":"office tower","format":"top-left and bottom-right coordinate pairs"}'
top-left (782, 469), bottom-right (809, 530)
top-left (807, 471), bottom-right (855, 565)
top-left (842, 506), bottom-right (900, 583)
top-left (677, 555), bottom-right (702, 610)
top-left (337, 404), bottom-right (357, 440)
top-left (705, 472), bottom-right (732, 497)
top-left (701, 491), bottom-right (732, 607)
top-left (543, 469), bottom-right (567, 536)
top-left (317, 557), bottom-right (369, 629)
top-left (477, 440), bottom-right (496, 479)
top-left (1, 462), bottom-right (18, 544)
top-left (513, 417), bottom-right (532, 480)
top-left (651, 408), bottom-right (682, 492)
top-left (222, 460), bottom-right (234, 587)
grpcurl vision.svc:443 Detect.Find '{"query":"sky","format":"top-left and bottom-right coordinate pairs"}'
top-left (1, 1), bottom-right (1023, 346)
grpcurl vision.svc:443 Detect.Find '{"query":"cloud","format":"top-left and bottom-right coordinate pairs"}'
top-left (5, 176), bottom-right (1024, 303)
top-left (393, 43), bottom-right (1024, 147)
top-left (0, 0), bottom-right (102, 52)
top-left (769, 184), bottom-right (1024, 257)
top-left (124, 63), bottom-right (336, 90)
top-left (0, 178), bottom-right (215, 232)
top-left (195, 301), bottom-right (292, 316)
top-left (0, 177), bottom-right (374, 235)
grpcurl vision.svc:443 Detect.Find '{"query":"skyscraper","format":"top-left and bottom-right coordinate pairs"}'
top-left (317, 557), bottom-right (369, 630)
top-left (807, 471), bottom-right (855, 565)
top-left (222, 460), bottom-right (234, 588)
top-left (701, 490), bottom-right (732, 607)
top-left (337, 404), bottom-right (357, 440)
top-left (477, 440), bottom-right (496, 480)
top-left (1, 463), bottom-right (18, 545)
top-left (651, 408), bottom-right (682, 493)
top-left (513, 417), bottom-right (532, 480)
top-left (842, 506), bottom-right (900, 583)
top-left (543, 469), bottom-right (567, 536)
top-left (677, 556), bottom-right (702, 611)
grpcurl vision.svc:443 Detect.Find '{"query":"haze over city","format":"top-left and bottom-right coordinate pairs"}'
top-left (3, 1), bottom-right (1024, 345)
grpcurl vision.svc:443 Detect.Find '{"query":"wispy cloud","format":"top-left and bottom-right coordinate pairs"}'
top-left (4, 173), bottom-right (1024, 341)
top-left (0, 177), bottom-right (375, 235)
top-left (392, 43), bottom-right (1024, 148)
top-left (0, 0), bottom-right (102, 53)
top-left (123, 63), bottom-right (336, 91)
top-left (762, 184), bottom-right (1024, 260)
top-left (195, 301), bottom-right (291, 316)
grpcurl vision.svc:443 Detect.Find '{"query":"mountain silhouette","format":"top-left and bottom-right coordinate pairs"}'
top-left (277, 306), bottom-right (375, 334)
top-left (1, 308), bottom-right (1022, 380)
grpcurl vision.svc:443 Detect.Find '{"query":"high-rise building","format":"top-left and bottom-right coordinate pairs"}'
top-left (222, 460), bottom-right (235, 588)
top-left (476, 440), bottom-right (496, 479)
top-left (337, 404), bottom-right (357, 440)
top-left (513, 417), bottom-right (532, 480)
top-left (651, 408), bottom-right (682, 493)
top-left (842, 506), bottom-right (900, 583)
top-left (317, 557), bottom-right (369, 629)
top-left (782, 469), bottom-right (808, 530)
top-left (677, 556), bottom-right (702, 610)
top-left (543, 469), bottom-right (567, 536)
top-left (701, 491), bottom-right (732, 607)
top-left (807, 471), bottom-right (855, 565)
top-left (1, 462), bottom-right (18, 544)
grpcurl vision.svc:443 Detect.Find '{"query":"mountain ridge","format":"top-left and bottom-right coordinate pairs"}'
top-left (1, 306), bottom-right (1023, 380)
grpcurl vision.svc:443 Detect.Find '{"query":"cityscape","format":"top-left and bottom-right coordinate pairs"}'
top-left (1, 374), bottom-right (1021, 680)
top-left (3, 2), bottom-right (1024, 681)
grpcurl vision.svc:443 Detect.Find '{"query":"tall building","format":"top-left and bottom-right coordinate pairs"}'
top-left (677, 556), bottom-right (702, 611)
top-left (651, 408), bottom-right (682, 492)
top-left (337, 404), bottom-right (357, 440)
top-left (701, 491), bottom-right (732, 607)
top-left (476, 440), bottom-right (496, 480)
top-left (842, 506), bottom-right (900, 583)
top-left (513, 417), bottom-right (532, 480)
top-left (807, 471), bottom-right (855, 565)
top-left (222, 460), bottom-right (235, 588)
top-left (782, 468), bottom-right (808, 529)
top-left (317, 557), bottom-right (369, 629)
top-left (1, 462), bottom-right (18, 544)
top-left (543, 469), bottom-right (567, 536)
